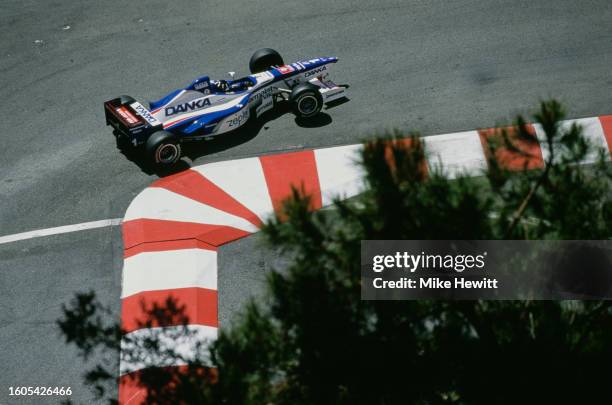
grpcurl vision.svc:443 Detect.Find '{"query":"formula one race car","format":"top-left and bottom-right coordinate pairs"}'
top-left (104, 48), bottom-right (347, 165)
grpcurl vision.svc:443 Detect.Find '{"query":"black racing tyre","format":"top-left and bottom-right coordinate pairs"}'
top-left (290, 83), bottom-right (323, 118)
top-left (249, 48), bottom-right (284, 74)
top-left (119, 95), bottom-right (136, 105)
top-left (115, 133), bottom-right (132, 151)
top-left (146, 131), bottom-right (182, 165)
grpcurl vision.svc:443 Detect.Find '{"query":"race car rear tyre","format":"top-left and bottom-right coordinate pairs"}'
top-left (249, 48), bottom-right (284, 74)
top-left (290, 83), bottom-right (323, 118)
top-left (146, 131), bottom-right (182, 165)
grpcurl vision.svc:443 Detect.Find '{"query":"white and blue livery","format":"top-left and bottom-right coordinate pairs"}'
top-left (104, 49), bottom-right (347, 165)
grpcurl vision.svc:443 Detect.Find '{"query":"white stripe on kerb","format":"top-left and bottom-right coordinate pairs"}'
top-left (564, 118), bottom-right (609, 164)
top-left (123, 187), bottom-right (259, 233)
top-left (314, 144), bottom-right (365, 206)
top-left (0, 218), bottom-right (122, 245)
top-left (120, 324), bottom-right (217, 375)
top-left (191, 158), bottom-right (275, 223)
top-left (121, 248), bottom-right (217, 298)
top-left (532, 123), bottom-right (549, 163)
top-left (534, 117), bottom-right (609, 165)
top-left (424, 130), bottom-right (487, 179)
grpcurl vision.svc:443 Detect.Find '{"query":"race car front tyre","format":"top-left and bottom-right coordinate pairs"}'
top-left (249, 48), bottom-right (284, 74)
top-left (290, 83), bottom-right (323, 118)
top-left (146, 131), bottom-right (182, 165)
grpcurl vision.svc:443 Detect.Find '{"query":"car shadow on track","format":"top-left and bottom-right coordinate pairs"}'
top-left (117, 98), bottom-right (348, 177)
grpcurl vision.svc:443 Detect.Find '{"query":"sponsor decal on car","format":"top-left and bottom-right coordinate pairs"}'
top-left (165, 97), bottom-right (212, 116)
top-left (228, 109), bottom-right (249, 128)
top-left (276, 65), bottom-right (295, 74)
top-left (194, 81), bottom-right (209, 91)
top-left (130, 102), bottom-right (161, 125)
top-left (250, 87), bottom-right (273, 103)
top-left (305, 65), bottom-right (327, 77)
top-left (116, 106), bottom-right (139, 125)
top-left (301, 58), bottom-right (322, 66)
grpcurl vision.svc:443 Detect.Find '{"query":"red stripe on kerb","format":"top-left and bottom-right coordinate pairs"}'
top-left (478, 124), bottom-right (544, 171)
top-left (152, 170), bottom-right (262, 228)
top-left (124, 239), bottom-right (216, 259)
top-left (118, 374), bottom-right (145, 405)
top-left (599, 115), bottom-right (612, 154)
top-left (259, 150), bottom-right (322, 216)
top-left (121, 287), bottom-right (218, 334)
top-left (383, 137), bottom-right (428, 179)
top-left (122, 219), bottom-right (252, 249)
top-left (119, 365), bottom-right (217, 405)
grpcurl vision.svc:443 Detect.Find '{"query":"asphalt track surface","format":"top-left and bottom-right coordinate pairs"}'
top-left (1, 0), bottom-right (611, 402)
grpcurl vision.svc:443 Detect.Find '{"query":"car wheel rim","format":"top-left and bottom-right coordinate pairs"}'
top-left (298, 95), bottom-right (318, 115)
top-left (157, 144), bottom-right (178, 164)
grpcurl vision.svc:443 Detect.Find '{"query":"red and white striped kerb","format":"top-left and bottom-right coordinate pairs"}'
top-left (119, 115), bottom-right (612, 404)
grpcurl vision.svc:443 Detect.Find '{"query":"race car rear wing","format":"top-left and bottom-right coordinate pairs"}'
top-left (104, 97), bottom-right (162, 145)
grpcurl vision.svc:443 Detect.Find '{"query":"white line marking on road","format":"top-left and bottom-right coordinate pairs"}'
top-left (0, 218), bottom-right (123, 245)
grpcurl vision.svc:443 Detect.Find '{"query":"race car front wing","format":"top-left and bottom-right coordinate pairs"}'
top-left (309, 77), bottom-right (347, 104)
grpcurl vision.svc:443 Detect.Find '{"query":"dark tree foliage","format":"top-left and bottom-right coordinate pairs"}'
top-left (58, 100), bottom-right (612, 404)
